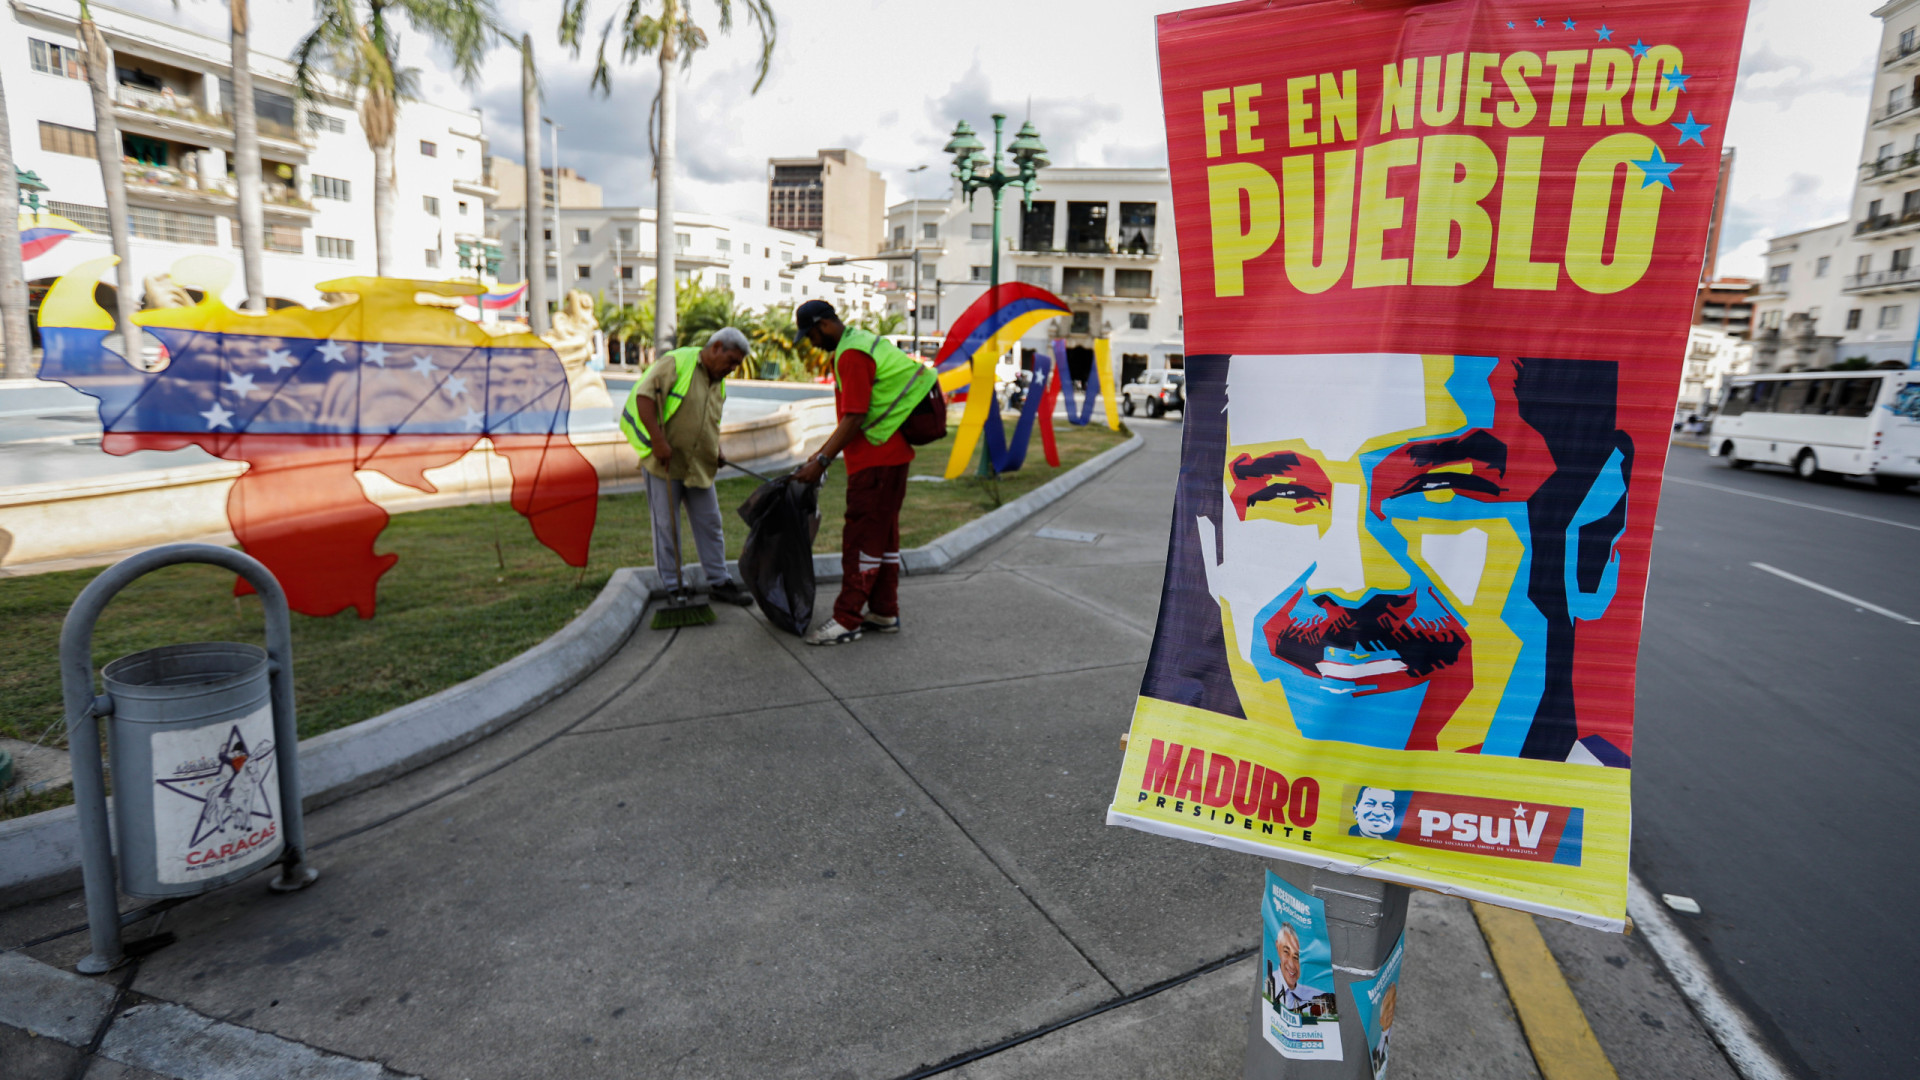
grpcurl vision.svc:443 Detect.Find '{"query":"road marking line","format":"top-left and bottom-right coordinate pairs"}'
top-left (1750, 562), bottom-right (1920, 625)
top-left (1472, 901), bottom-right (1619, 1080)
top-left (1666, 475), bottom-right (1920, 532)
top-left (1627, 875), bottom-right (1793, 1080)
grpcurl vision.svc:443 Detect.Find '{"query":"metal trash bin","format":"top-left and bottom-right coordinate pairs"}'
top-left (61, 543), bottom-right (317, 974)
top-left (102, 642), bottom-right (285, 899)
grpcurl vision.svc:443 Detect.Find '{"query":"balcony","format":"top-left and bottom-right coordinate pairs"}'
top-left (113, 87), bottom-right (309, 160)
top-left (1860, 149), bottom-right (1920, 183)
top-left (1874, 97), bottom-right (1920, 128)
top-left (1886, 39), bottom-right (1920, 68)
top-left (1844, 265), bottom-right (1920, 293)
top-left (122, 162), bottom-right (313, 215)
top-left (453, 176), bottom-right (498, 200)
top-left (1012, 241), bottom-right (1161, 260)
top-left (1856, 211), bottom-right (1920, 239)
top-left (1056, 288), bottom-right (1160, 305)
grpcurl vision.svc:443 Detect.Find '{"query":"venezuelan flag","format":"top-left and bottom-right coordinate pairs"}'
top-left (478, 280), bottom-right (528, 310)
top-left (933, 283), bottom-right (1071, 478)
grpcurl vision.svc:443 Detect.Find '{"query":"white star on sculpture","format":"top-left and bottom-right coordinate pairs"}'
top-left (459, 407), bottom-right (485, 432)
top-left (261, 348), bottom-right (296, 373)
top-left (317, 340), bottom-right (349, 364)
top-left (411, 353), bottom-right (439, 377)
top-left (362, 342), bottom-right (390, 367)
top-left (224, 371), bottom-right (257, 396)
top-left (442, 373), bottom-right (468, 398)
top-left (200, 403), bottom-right (235, 430)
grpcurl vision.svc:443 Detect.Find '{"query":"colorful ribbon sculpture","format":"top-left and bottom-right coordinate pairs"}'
top-left (1052, 338), bottom-right (1121, 430)
top-left (36, 255), bottom-right (598, 618)
top-left (932, 283), bottom-right (1071, 478)
top-left (19, 208), bottom-right (85, 261)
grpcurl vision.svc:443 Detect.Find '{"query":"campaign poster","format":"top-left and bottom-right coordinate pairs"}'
top-left (1353, 933), bottom-right (1406, 1079)
top-left (1107, 0), bottom-right (1749, 929)
top-left (151, 707), bottom-right (283, 885)
top-left (1260, 869), bottom-right (1343, 1059)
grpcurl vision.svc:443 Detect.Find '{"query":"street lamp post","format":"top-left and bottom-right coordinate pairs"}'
top-left (543, 117), bottom-right (564, 302)
top-left (943, 113), bottom-right (1047, 476)
top-left (907, 163), bottom-right (928, 358)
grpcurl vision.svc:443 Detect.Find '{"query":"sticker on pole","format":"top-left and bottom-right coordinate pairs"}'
top-left (151, 706), bottom-right (283, 884)
top-left (1260, 869), bottom-right (1342, 1061)
top-left (1353, 932), bottom-right (1405, 1079)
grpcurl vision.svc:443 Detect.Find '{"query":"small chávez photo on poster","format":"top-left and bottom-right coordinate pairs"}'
top-left (1261, 869), bottom-right (1342, 1061)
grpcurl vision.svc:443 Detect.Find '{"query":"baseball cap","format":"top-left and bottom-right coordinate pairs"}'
top-left (792, 299), bottom-right (838, 342)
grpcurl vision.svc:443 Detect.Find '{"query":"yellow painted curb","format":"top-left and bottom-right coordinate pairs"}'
top-left (1472, 901), bottom-right (1620, 1080)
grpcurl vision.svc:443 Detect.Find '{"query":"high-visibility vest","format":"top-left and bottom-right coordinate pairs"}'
top-left (834, 328), bottom-right (936, 446)
top-left (620, 346), bottom-right (722, 460)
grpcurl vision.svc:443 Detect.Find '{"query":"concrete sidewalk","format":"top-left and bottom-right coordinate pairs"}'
top-left (2, 419), bottom-right (1739, 1079)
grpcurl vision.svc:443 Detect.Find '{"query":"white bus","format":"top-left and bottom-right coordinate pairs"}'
top-left (1708, 369), bottom-right (1920, 490)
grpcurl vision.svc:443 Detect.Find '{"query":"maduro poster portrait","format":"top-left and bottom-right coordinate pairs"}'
top-left (1108, 0), bottom-right (1749, 929)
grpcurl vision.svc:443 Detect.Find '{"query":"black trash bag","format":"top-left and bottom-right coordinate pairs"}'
top-left (736, 476), bottom-right (821, 636)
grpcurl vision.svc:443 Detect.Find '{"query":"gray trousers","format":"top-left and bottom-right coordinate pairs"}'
top-left (646, 471), bottom-right (731, 590)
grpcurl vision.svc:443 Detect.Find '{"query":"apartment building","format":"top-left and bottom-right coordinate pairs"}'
top-left (879, 167), bottom-right (1184, 384)
top-left (487, 161), bottom-right (603, 211)
top-left (1827, 0), bottom-right (1920, 364)
top-left (6, 0), bottom-right (496, 319)
top-left (1749, 223), bottom-right (1848, 372)
top-left (490, 205), bottom-right (885, 320)
top-left (766, 148), bottom-right (885, 258)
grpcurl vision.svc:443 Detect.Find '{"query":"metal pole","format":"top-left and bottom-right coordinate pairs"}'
top-left (546, 118), bottom-right (564, 303)
top-left (976, 114), bottom-right (1009, 479)
top-left (908, 164), bottom-right (926, 357)
top-left (60, 542), bottom-right (318, 973)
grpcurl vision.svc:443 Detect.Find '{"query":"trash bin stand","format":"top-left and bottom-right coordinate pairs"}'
top-left (60, 543), bottom-right (318, 975)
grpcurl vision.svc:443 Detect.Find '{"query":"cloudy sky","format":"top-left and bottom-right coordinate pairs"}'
top-left (129, 0), bottom-right (1879, 278)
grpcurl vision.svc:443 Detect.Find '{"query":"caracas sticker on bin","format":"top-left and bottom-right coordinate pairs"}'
top-left (1107, 0), bottom-right (1750, 930)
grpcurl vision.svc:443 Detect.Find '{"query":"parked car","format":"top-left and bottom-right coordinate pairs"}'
top-left (1121, 369), bottom-right (1185, 417)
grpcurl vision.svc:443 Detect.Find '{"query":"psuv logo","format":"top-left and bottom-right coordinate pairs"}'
top-left (1344, 784), bottom-right (1585, 866)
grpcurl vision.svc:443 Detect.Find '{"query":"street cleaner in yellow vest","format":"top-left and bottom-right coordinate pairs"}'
top-left (621, 328), bottom-right (754, 607)
top-left (791, 300), bottom-right (942, 646)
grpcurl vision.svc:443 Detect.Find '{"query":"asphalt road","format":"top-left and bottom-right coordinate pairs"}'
top-left (1633, 445), bottom-right (1920, 1080)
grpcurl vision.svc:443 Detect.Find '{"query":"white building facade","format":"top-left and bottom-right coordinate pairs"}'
top-left (1677, 325), bottom-right (1753, 417)
top-left (490, 205), bottom-right (886, 321)
top-left (879, 167), bottom-right (1184, 384)
top-left (7, 0), bottom-right (496, 322)
top-left (1749, 222), bottom-right (1849, 372)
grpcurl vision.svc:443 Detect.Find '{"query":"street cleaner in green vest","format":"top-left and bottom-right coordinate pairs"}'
top-left (791, 300), bottom-right (942, 646)
top-left (621, 327), bottom-right (754, 607)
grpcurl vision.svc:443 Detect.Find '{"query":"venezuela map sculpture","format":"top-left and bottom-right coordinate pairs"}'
top-left (38, 256), bottom-right (598, 618)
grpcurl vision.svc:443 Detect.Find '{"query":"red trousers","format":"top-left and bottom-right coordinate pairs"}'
top-left (833, 463), bottom-right (908, 629)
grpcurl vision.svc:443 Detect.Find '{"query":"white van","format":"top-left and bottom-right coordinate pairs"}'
top-left (1709, 369), bottom-right (1920, 489)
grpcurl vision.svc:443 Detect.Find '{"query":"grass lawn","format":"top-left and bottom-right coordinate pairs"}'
top-left (0, 420), bottom-right (1128, 819)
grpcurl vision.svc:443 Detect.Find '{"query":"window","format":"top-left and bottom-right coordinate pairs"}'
top-left (1905, 27), bottom-right (1916, 51)
top-left (971, 223), bottom-right (992, 240)
top-left (1758, 309), bottom-right (1782, 331)
top-left (456, 147), bottom-right (465, 159)
top-left (618, 228), bottom-right (634, 246)
top-left (307, 112), bottom-right (347, 134)
top-left (1118, 202), bottom-right (1157, 252)
top-left (1062, 267), bottom-right (1103, 296)
top-left (123, 133), bottom-right (170, 167)
top-left (1858, 253), bottom-right (1873, 275)
top-left (1895, 248), bottom-right (1913, 272)
top-left (423, 196), bottom-right (440, 216)
top-left (1069, 310), bottom-right (1092, 334)
top-left (1907, 191), bottom-right (1920, 219)
top-left (1067, 202), bottom-right (1109, 252)
top-left (717, 237), bottom-right (731, 252)
top-left (922, 223), bottom-right (938, 240)
top-left (764, 247), bottom-right (772, 257)
top-left (676, 232), bottom-right (691, 251)
top-left (316, 235), bottom-right (355, 260)
top-left (715, 273), bottom-right (731, 289)
top-left (1129, 312), bottom-right (1150, 330)
top-left (1847, 308), bottom-right (1863, 330)
top-left (544, 265), bottom-right (558, 280)
top-left (29, 39), bottom-right (85, 79)
top-left (1815, 255), bottom-right (1830, 277)
top-left (220, 81), bottom-right (295, 134)
top-left (1879, 143), bottom-right (1896, 163)
top-left (576, 264), bottom-right (591, 279)
top-left (893, 225), bottom-right (907, 244)
top-left (1880, 304), bottom-right (1902, 329)
top-left (1894, 85), bottom-right (1909, 113)
top-left (126, 207), bottom-right (213, 244)
top-left (742, 277), bottom-right (751, 288)
top-left (1115, 269), bottom-right (1153, 297)
top-left (619, 265), bottom-right (634, 281)
top-left (919, 304), bottom-right (937, 321)
top-left (1870, 198), bottom-right (1884, 220)
top-left (970, 265), bottom-right (990, 282)
top-left (574, 228), bottom-right (590, 244)
top-left (543, 229), bottom-right (552, 242)
top-left (1766, 264), bottom-right (1790, 286)
top-left (39, 121), bottom-right (97, 158)
top-left (780, 282), bottom-right (792, 294)
top-left (458, 200), bottom-right (469, 216)
top-left (420, 140), bottom-right (438, 157)
top-left (1015, 265), bottom-right (1052, 287)
top-left (1020, 201), bottom-right (1055, 250)
top-left (48, 201), bottom-right (108, 231)
top-left (1829, 378), bottom-right (1884, 417)
top-left (1808, 305), bottom-right (1822, 321)
top-left (231, 221), bottom-right (303, 253)
top-left (425, 249), bottom-right (440, 268)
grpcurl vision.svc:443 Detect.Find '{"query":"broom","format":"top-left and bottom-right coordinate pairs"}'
top-left (651, 474), bottom-right (717, 629)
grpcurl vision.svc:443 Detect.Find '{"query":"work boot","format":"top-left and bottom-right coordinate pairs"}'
top-left (709, 580), bottom-right (754, 607)
top-left (804, 619), bottom-right (863, 646)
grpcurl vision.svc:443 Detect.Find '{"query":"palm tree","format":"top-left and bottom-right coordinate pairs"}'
top-left (75, 1), bottom-right (138, 345)
top-left (228, 0), bottom-right (265, 312)
top-left (559, 0), bottom-right (775, 356)
top-left (1, 70), bottom-right (33, 378)
top-left (517, 34), bottom-right (549, 333)
top-left (295, 0), bottom-right (492, 276)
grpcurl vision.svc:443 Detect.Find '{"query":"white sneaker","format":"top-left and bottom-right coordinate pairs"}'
top-left (804, 619), bottom-right (863, 646)
top-left (861, 611), bottom-right (901, 633)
